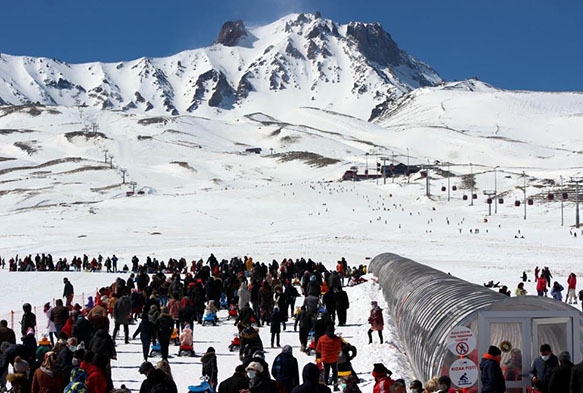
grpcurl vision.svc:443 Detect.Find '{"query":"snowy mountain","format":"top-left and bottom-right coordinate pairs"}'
top-left (1, 12), bottom-right (583, 257)
top-left (0, 13), bottom-right (441, 121)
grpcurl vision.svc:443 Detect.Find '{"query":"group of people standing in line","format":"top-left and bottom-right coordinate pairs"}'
top-left (478, 342), bottom-right (583, 393)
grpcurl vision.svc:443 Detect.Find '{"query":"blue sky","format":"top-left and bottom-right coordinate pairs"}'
top-left (2, 0), bottom-right (582, 92)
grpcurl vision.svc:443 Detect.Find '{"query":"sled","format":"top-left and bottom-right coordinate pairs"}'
top-left (149, 342), bottom-right (162, 357)
top-left (228, 333), bottom-right (241, 352)
top-left (177, 344), bottom-right (195, 357)
top-left (202, 312), bottom-right (217, 326)
top-left (188, 376), bottom-right (215, 393)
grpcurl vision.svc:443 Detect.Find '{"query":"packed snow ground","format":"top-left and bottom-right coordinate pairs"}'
top-left (2, 177), bottom-right (583, 393)
top-left (1, 71), bottom-right (583, 393)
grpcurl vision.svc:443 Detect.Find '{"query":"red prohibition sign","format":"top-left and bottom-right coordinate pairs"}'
top-left (456, 342), bottom-right (469, 355)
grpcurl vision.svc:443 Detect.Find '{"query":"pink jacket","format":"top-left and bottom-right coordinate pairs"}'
top-left (180, 326), bottom-right (193, 347)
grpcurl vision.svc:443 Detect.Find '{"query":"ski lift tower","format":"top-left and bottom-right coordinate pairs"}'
top-left (571, 177), bottom-right (583, 228)
top-left (483, 190), bottom-right (496, 216)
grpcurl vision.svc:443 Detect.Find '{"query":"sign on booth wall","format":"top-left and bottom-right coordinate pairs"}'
top-left (449, 358), bottom-right (479, 388)
top-left (447, 326), bottom-right (476, 356)
top-left (447, 326), bottom-right (478, 387)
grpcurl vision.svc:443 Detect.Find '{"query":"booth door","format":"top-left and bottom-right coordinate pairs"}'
top-left (483, 316), bottom-right (574, 393)
top-left (532, 316), bottom-right (572, 361)
top-left (488, 321), bottom-right (528, 393)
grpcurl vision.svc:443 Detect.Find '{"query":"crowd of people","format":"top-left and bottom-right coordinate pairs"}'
top-left (0, 254), bottom-right (390, 393)
top-left (3, 254), bottom-right (583, 393)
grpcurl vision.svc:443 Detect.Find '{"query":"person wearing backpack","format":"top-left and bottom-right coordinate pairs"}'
top-left (112, 294), bottom-right (132, 344)
top-left (271, 345), bottom-right (299, 393)
top-left (294, 306), bottom-right (313, 353)
top-left (155, 308), bottom-right (174, 361)
top-left (64, 366), bottom-right (88, 393)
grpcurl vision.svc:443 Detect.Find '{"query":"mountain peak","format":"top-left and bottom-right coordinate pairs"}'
top-left (346, 21), bottom-right (401, 67)
top-left (0, 13), bottom-right (443, 120)
top-left (215, 20), bottom-right (249, 47)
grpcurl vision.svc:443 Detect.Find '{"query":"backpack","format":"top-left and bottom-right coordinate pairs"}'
top-left (64, 381), bottom-right (88, 393)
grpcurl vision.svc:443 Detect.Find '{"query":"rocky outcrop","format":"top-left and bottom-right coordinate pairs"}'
top-left (346, 22), bottom-right (402, 67)
top-left (188, 69), bottom-right (236, 111)
top-left (215, 20), bottom-right (248, 47)
top-left (0, 13), bottom-right (442, 120)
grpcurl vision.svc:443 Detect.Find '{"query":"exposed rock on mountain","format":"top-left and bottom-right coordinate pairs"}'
top-left (215, 20), bottom-right (249, 47)
top-left (0, 13), bottom-right (442, 121)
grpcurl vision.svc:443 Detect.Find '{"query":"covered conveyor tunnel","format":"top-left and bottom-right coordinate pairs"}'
top-left (369, 252), bottom-right (583, 393)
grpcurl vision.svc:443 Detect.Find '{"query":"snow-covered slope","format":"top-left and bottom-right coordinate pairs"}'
top-left (0, 13), bottom-right (441, 121)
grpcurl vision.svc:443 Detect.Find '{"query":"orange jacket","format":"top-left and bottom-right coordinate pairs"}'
top-left (316, 333), bottom-right (342, 363)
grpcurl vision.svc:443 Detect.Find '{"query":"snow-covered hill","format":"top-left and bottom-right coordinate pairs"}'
top-left (0, 13), bottom-right (441, 121)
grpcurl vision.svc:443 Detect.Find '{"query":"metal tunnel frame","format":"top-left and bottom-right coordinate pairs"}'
top-left (369, 252), bottom-right (583, 387)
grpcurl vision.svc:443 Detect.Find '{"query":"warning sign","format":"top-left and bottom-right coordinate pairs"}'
top-left (449, 358), bottom-right (478, 388)
top-left (447, 326), bottom-right (476, 356)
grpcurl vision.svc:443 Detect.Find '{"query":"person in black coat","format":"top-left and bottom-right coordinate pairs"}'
top-left (291, 363), bottom-right (331, 393)
top-left (571, 359), bottom-right (583, 393)
top-left (138, 362), bottom-right (177, 393)
top-left (271, 345), bottom-right (299, 393)
top-left (548, 350), bottom-right (572, 393)
top-left (218, 364), bottom-right (248, 393)
top-left (88, 328), bottom-right (116, 362)
top-left (201, 346), bottom-right (218, 388)
top-left (334, 288), bottom-right (349, 326)
top-left (239, 326), bottom-right (263, 361)
top-left (479, 345), bottom-right (505, 393)
top-left (156, 308), bottom-right (174, 361)
top-left (270, 307), bottom-right (283, 348)
top-left (20, 303), bottom-right (36, 338)
top-left (322, 289), bottom-right (336, 325)
top-left (137, 316), bottom-right (152, 362)
top-left (71, 313), bottom-right (93, 348)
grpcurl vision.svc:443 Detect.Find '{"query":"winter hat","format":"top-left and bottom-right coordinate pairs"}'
top-left (488, 345), bottom-right (502, 356)
top-left (372, 363), bottom-right (391, 375)
top-left (25, 327), bottom-right (35, 336)
top-left (282, 345), bottom-right (292, 354)
top-left (246, 361), bottom-right (264, 373)
top-left (206, 346), bottom-right (215, 353)
top-left (139, 361), bottom-right (154, 374)
top-left (252, 350), bottom-right (265, 360)
top-left (38, 336), bottom-right (51, 346)
top-left (13, 356), bottom-right (30, 373)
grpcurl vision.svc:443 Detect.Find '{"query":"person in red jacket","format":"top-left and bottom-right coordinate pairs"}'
top-left (372, 363), bottom-right (394, 393)
top-left (536, 276), bottom-right (548, 296)
top-left (566, 273), bottom-right (577, 304)
top-left (368, 301), bottom-right (384, 344)
top-left (82, 352), bottom-right (109, 393)
top-left (316, 325), bottom-right (342, 388)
